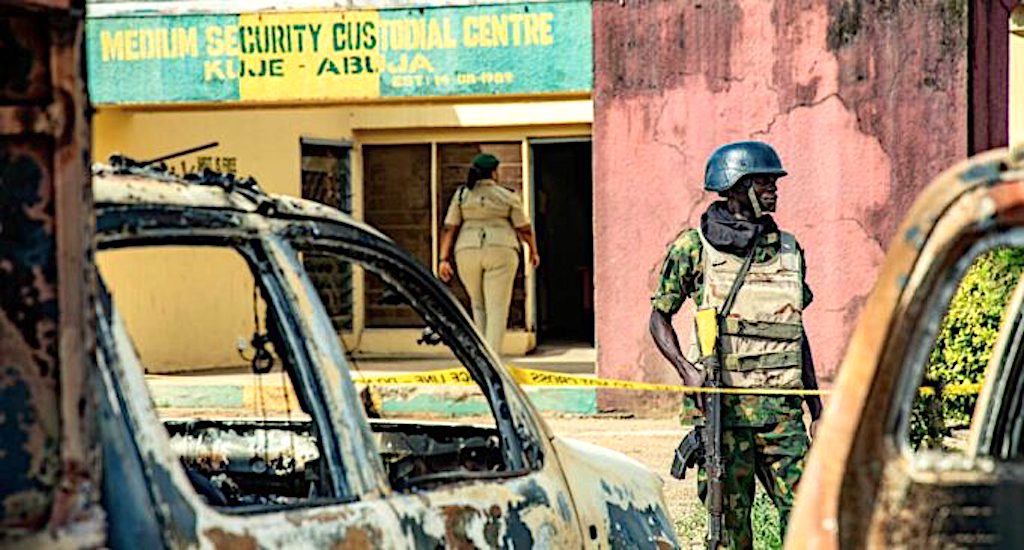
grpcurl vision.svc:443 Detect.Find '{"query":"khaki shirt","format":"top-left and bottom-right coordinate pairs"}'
top-left (443, 179), bottom-right (529, 252)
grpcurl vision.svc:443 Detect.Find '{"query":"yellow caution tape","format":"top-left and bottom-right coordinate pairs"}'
top-left (351, 365), bottom-right (830, 396)
top-left (510, 366), bottom-right (830, 395)
top-left (351, 368), bottom-right (476, 386)
top-left (350, 365), bottom-right (985, 398)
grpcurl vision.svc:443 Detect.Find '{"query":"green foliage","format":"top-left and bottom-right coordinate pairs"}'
top-left (911, 247), bottom-right (1024, 449)
top-left (673, 505), bottom-right (706, 546)
top-left (751, 492), bottom-right (782, 550)
top-left (672, 489), bottom-right (781, 549)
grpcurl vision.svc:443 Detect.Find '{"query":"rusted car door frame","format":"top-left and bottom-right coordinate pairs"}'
top-left (277, 216), bottom-right (547, 470)
top-left (788, 148), bottom-right (1024, 548)
top-left (0, 3), bottom-right (100, 543)
top-left (96, 207), bottom-right (374, 499)
top-left (881, 228), bottom-right (1024, 547)
top-left (93, 196), bottom-right (586, 546)
top-left (94, 203), bottom-right (407, 546)
top-left (259, 198), bottom-right (674, 547)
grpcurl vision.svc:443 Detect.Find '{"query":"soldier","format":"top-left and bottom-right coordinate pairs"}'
top-left (649, 141), bottom-right (823, 549)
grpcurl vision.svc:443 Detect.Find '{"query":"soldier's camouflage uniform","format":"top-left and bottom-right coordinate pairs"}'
top-left (652, 228), bottom-right (813, 550)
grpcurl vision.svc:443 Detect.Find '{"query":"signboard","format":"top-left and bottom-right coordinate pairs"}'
top-left (85, 1), bottom-right (592, 104)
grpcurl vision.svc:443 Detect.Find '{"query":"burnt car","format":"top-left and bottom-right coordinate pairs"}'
top-left (86, 160), bottom-right (678, 548)
top-left (789, 147), bottom-right (1024, 548)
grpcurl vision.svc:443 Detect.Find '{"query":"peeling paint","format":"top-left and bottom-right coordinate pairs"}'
top-left (826, 0), bottom-right (862, 52)
top-left (204, 527), bottom-right (258, 550)
top-left (1, 4), bottom-right (100, 543)
top-left (593, 0), bottom-right (741, 100)
top-left (1, 34), bottom-right (61, 540)
top-left (607, 501), bottom-right (676, 550)
top-left (593, 0), bottom-right (967, 409)
top-left (553, 436), bottom-right (680, 548)
top-left (557, 492), bottom-right (572, 523)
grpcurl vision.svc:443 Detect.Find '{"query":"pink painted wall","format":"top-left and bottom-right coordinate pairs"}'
top-left (592, 0), bottom-right (968, 411)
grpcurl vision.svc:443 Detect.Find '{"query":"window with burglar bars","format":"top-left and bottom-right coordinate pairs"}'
top-left (300, 140), bottom-right (353, 331)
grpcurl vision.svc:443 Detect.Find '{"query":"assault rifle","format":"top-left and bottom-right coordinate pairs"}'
top-left (670, 231), bottom-right (761, 550)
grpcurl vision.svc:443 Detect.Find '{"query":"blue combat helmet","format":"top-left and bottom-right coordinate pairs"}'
top-left (703, 141), bottom-right (788, 193)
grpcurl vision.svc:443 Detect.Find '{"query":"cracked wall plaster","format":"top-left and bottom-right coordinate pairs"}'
top-left (592, 0), bottom-right (967, 411)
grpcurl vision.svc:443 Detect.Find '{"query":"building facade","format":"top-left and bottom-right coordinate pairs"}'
top-left (90, 0), bottom-right (1021, 407)
top-left (1013, 4), bottom-right (1024, 144)
top-left (88, 0), bottom-right (595, 372)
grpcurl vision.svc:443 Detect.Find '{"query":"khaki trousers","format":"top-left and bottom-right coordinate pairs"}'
top-left (455, 246), bottom-right (520, 353)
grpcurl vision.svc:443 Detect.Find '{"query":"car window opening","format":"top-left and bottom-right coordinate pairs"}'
top-left (98, 245), bottom-right (335, 510)
top-left (907, 245), bottom-right (1024, 459)
top-left (301, 249), bottom-right (524, 492)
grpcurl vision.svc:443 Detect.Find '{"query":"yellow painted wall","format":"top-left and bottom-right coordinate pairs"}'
top-left (1011, 6), bottom-right (1024, 146)
top-left (98, 246), bottom-right (263, 373)
top-left (94, 97), bottom-right (592, 370)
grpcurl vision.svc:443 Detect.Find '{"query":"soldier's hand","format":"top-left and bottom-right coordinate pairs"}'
top-left (681, 368), bottom-right (704, 390)
top-left (678, 361), bottom-right (706, 411)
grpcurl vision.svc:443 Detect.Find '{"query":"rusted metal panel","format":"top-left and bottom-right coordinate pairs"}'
top-left (0, 139), bottom-right (60, 535)
top-left (12, 1), bottom-right (76, 10)
top-left (552, 436), bottom-right (678, 549)
top-left (0, 106), bottom-right (65, 136)
top-left (789, 147), bottom-right (1024, 548)
top-left (0, 1), bottom-right (98, 544)
top-left (0, 16), bottom-right (50, 102)
top-left (49, 4), bottom-right (99, 538)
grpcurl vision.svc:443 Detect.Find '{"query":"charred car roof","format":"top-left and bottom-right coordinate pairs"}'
top-left (92, 157), bottom-right (387, 240)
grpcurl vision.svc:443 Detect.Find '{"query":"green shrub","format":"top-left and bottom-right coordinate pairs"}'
top-left (672, 490), bottom-right (781, 549)
top-left (911, 247), bottom-right (1024, 449)
top-left (751, 492), bottom-right (782, 550)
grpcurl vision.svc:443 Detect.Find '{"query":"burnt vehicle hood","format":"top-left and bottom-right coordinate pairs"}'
top-left (551, 435), bottom-right (679, 548)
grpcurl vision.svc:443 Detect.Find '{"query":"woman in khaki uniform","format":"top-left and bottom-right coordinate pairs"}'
top-left (438, 153), bottom-right (540, 354)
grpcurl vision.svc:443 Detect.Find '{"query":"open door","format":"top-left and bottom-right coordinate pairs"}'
top-left (530, 138), bottom-right (594, 347)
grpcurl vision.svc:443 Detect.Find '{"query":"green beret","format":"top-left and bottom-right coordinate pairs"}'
top-left (471, 153), bottom-right (500, 171)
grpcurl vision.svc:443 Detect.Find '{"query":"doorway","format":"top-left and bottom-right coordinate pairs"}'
top-left (531, 139), bottom-right (594, 346)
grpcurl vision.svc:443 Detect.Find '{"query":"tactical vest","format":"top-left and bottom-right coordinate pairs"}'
top-left (696, 229), bottom-right (804, 389)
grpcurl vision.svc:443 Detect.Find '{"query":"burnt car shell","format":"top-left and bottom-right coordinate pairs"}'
top-left (90, 161), bottom-right (680, 549)
top-left (788, 147), bottom-right (1024, 548)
